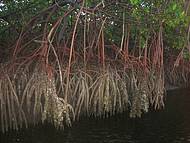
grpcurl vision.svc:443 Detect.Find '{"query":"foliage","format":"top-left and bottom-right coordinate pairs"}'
top-left (0, 0), bottom-right (189, 50)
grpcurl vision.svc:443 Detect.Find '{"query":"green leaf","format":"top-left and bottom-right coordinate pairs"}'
top-left (172, 4), bottom-right (177, 10)
top-left (130, 0), bottom-right (140, 5)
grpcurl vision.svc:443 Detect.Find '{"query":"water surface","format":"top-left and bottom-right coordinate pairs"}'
top-left (1, 88), bottom-right (190, 143)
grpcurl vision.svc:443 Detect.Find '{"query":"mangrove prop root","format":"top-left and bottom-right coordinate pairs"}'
top-left (0, 64), bottom-right (166, 132)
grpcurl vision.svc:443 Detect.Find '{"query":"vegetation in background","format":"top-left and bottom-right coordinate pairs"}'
top-left (0, 0), bottom-right (190, 133)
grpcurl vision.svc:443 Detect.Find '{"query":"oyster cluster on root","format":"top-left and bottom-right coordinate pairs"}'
top-left (29, 70), bottom-right (75, 129)
top-left (41, 75), bottom-right (74, 129)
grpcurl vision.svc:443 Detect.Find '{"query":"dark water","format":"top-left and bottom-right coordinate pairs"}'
top-left (1, 88), bottom-right (190, 143)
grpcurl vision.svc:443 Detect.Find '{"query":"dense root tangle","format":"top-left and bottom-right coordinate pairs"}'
top-left (0, 64), bottom-right (166, 132)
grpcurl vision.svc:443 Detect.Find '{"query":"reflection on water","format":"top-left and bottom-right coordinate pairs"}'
top-left (1, 88), bottom-right (190, 143)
